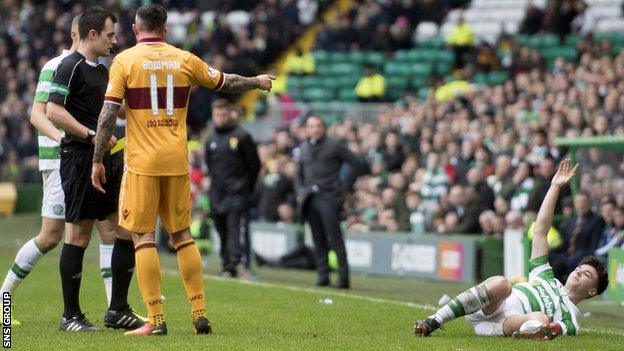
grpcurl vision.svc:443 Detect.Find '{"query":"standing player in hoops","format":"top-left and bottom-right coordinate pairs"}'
top-left (46, 7), bottom-right (144, 332)
top-left (414, 160), bottom-right (609, 340)
top-left (91, 3), bottom-right (273, 336)
top-left (0, 13), bottom-right (119, 327)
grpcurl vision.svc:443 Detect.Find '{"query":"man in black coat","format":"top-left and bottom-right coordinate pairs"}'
top-left (549, 191), bottom-right (606, 281)
top-left (204, 99), bottom-right (261, 277)
top-left (297, 116), bottom-right (368, 289)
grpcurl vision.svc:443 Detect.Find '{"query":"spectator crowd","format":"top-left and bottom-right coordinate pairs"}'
top-left (2, 0), bottom-right (624, 282)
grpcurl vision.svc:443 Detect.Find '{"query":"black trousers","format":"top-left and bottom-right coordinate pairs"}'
top-left (304, 194), bottom-right (349, 285)
top-left (213, 210), bottom-right (242, 272)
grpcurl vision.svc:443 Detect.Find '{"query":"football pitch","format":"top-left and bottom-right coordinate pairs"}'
top-left (1, 214), bottom-right (623, 350)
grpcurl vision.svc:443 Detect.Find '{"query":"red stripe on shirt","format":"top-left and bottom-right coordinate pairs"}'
top-left (126, 86), bottom-right (191, 110)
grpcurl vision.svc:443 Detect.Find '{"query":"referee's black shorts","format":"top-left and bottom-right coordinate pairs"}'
top-left (60, 144), bottom-right (124, 222)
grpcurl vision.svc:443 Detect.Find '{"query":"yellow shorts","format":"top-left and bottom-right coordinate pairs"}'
top-left (118, 171), bottom-right (192, 234)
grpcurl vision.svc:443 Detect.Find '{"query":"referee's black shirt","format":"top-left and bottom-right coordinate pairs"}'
top-left (48, 51), bottom-right (109, 147)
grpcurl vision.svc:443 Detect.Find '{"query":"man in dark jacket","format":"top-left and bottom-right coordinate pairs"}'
top-left (297, 116), bottom-right (368, 289)
top-left (204, 99), bottom-right (261, 277)
top-left (549, 191), bottom-right (606, 281)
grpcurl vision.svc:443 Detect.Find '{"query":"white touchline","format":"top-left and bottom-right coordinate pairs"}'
top-left (160, 269), bottom-right (624, 337)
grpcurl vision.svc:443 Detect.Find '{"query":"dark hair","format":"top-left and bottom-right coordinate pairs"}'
top-left (579, 256), bottom-right (609, 296)
top-left (79, 6), bottom-right (117, 39)
top-left (136, 4), bottom-right (167, 33)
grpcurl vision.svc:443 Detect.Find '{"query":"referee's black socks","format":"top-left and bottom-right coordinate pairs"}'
top-left (109, 238), bottom-right (135, 312)
top-left (60, 244), bottom-right (85, 318)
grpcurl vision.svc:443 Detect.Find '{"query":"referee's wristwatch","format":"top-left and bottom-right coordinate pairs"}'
top-left (86, 129), bottom-right (96, 142)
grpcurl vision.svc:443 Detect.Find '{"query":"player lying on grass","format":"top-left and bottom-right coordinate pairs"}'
top-left (414, 159), bottom-right (609, 340)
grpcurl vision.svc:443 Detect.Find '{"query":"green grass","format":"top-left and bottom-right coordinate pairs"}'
top-left (1, 214), bottom-right (623, 350)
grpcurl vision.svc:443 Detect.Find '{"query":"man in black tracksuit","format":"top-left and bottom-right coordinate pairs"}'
top-left (204, 99), bottom-right (261, 277)
top-left (297, 116), bottom-right (368, 289)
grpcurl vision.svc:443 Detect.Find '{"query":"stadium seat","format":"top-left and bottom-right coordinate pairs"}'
top-left (329, 62), bottom-right (362, 76)
top-left (384, 62), bottom-right (411, 76)
top-left (312, 50), bottom-right (330, 64)
top-left (417, 37), bottom-right (446, 49)
top-left (411, 62), bottom-right (434, 77)
top-left (301, 87), bottom-right (334, 102)
top-left (364, 51), bottom-right (385, 67)
top-left (338, 88), bottom-right (358, 102)
top-left (386, 76), bottom-right (409, 90)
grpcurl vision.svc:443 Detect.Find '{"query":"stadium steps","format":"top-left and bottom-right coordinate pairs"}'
top-left (237, 0), bottom-right (353, 119)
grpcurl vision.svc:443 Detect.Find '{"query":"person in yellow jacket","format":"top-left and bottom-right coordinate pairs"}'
top-left (284, 48), bottom-right (315, 76)
top-left (355, 65), bottom-right (386, 102)
top-left (445, 17), bottom-right (475, 69)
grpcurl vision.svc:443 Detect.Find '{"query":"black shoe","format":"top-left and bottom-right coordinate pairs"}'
top-left (413, 317), bottom-right (443, 337)
top-left (194, 316), bottom-right (212, 335)
top-left (104, 308), bottom-right (146, 330)
top-left (59, 313), bottom-right (100, 332)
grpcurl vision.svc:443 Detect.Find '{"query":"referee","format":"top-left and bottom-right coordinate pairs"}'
top-left (46, 6), bottom-right (142, 332)
top-left (297, 116), bottom-right (368, 289)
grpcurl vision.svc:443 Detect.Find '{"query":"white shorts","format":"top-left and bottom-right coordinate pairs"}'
top-left (41, 169), bottom-right (65, 219)
top-left (465, 296), bottom-right (525, 336)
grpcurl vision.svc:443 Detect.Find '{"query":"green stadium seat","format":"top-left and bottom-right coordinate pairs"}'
top-left (437, 51), bottom-right (455, 64)
top-left (319, 77), bottom-right (340, 89)
top-left (384, 62), bottom-right (411, 76)
top-left (417, 37), bottom-right (445, 49)
top-left (301, 87), bottom-right (334, 102)
top-left (300, 76), bottom-right (323, 88)
top-left (417, 87), bottom-right (430, 101)
top-left (487, 71), bottom-right (509, 85)
top-left (315, 64), bottom-right (332, 76)
top-left (338, 88), bottom-right (358, 102)
top-left (286, 75), bottom-right (302, 91)
top-left (394, 50), bottom-right (410, 61)
top-left (411, 62), bottom-right (433, 77)
top-left (386, 76), bottom-right (409, 90)
top-left (565, 34), bottom-right (579, 46)
top-left (435, 62), bottom-right (453, 76)
top-left (411, 76), bottom-right (428, 90)
top-left (330, 51), bottom-right (349, 63)
top-left (364, 51), bottom-right (385, 66)
top-left (472, 73), bottom-right (487, 85)
top-left (335, 75), bottom-right (358, 88)
top-left (330, 63), bottom-right (362, 76)
top-left (312, 50), bottom-right (330, 64)
top-left (408, 49), bottom-right (439, 62)
top-left (349, 51), bottom-right (366, 64)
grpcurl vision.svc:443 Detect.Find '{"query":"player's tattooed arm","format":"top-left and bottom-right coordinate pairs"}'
top-left (219, 73), bottom-right (261, 93)
top-left (92, 102), bottom-right (120, 163)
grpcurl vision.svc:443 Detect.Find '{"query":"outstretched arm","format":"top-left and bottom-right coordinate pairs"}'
top-left (531, 159), bottom-right (578, 259)
top-left (219, 73), bottom-right (274, 93)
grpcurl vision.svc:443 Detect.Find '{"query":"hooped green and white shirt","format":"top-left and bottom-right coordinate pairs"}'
top-left (511, 256), bottom-right (581, 335)
top-left (34, 49), bottom-right (71, 171)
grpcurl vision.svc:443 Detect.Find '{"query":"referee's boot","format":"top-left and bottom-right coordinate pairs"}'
top-left (59, 313), bottom-right (100, 332)
top-left (104, 308), bottom-right (146, 330)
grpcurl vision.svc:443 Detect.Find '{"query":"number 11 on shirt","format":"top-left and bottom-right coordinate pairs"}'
top-left (149, 73), bottom-right (174, 117)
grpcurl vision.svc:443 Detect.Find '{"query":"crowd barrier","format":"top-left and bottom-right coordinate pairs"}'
top-left (247, 222), bottom-right (499, 283)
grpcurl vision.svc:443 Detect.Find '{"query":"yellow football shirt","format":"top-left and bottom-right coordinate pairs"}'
top-left (105, 38), bottom-right (224, 176)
